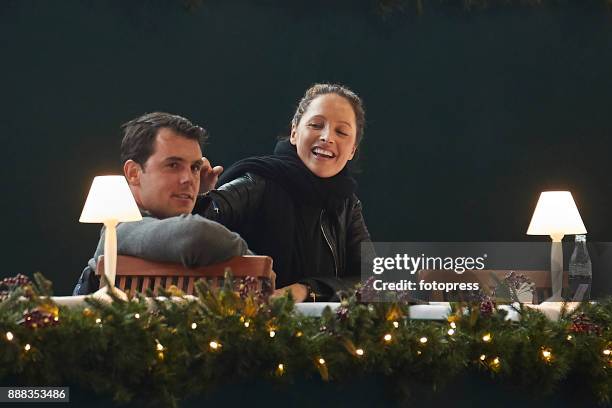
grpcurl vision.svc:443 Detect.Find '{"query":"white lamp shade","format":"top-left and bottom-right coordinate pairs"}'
top-left (80, 176), bottom-right (143, 223)
top-left (526, 191), bottom-right (587, 236)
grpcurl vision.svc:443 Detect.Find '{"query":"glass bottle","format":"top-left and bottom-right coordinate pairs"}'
top-left (568, 234), bottom-right (592, 301)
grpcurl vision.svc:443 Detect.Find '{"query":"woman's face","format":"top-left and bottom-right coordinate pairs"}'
top-left (290, 93), bottom-right (357, 178)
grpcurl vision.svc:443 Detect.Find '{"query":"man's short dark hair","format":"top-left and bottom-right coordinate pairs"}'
top-left (120, 112), bottom-right (208, 167)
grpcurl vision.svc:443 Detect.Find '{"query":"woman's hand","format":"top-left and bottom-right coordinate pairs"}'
top-left (199, 156), bottom-right (224, 194)
top-left (271, 283), bottom-right (308, 302)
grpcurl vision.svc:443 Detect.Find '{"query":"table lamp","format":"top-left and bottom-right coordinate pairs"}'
top-left (80, 176), bottom-right (142, 297)
top-left (526, 191), bottom-right (587, 300)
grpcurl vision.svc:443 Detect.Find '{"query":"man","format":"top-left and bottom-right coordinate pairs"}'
top-left (73, 112), bottom-right (248, 295)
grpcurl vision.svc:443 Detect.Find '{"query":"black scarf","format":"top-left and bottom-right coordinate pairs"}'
top-left (218, 140), bottom-right (356, 210)
top-left (217, 140), bottom-right (357, 287)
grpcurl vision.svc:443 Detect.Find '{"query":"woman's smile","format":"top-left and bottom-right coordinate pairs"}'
top-left (311, 146), bottom-right (337, 159)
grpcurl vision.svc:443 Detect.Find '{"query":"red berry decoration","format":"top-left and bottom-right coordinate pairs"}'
top-left (0, 274), bottom-right (31, 301)
top-left (0, 274), bottom-right (30, 289)
top-left (569, 313), bottom-right (602, 336)
top-left (21, 309), bottom-right (60, 329)
top-left (477, 291), bottom-right (497, 316)
top-left (237, 276), bottom-right (271, 302)
top-left (238, 276), bottom-right (259, 298)
top-left (336, 305), bottom-right (349, 321)
top-left (20, 304), bottom-right (60, 330)
top-left (480, 300), bottom-right (496, 316)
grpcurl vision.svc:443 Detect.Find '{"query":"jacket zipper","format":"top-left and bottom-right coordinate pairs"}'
top-left (320, 210), bottom-right (338, 278)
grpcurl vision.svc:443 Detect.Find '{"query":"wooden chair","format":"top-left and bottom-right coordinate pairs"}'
top-left (96, 255), bottom-right (274, 298)
top-left (417, 269), bottom-right (569, 303)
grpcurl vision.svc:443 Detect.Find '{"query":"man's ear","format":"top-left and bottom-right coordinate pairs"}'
top-left (124, 160), bottom-right (142, 186)
top-left (289, 125), bottom-right (297, 145)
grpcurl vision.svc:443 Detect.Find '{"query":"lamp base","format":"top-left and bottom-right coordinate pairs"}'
top-left (550, 238), bottom-right (564, 300)
top-left (92, 285), bottom-right (128, 302)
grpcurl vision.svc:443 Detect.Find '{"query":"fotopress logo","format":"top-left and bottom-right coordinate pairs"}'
top-left (372, 253), bottom-right (487, 275)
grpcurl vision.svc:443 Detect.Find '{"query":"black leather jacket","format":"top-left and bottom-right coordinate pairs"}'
top-left (195, 173), bottom-right (374, 300)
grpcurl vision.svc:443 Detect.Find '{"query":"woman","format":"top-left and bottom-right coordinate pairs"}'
top-left (196, 84), bottom-right (373, 301)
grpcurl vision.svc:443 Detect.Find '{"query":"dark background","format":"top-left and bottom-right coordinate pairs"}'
top-left (1, 0), bottom-right (611, 295)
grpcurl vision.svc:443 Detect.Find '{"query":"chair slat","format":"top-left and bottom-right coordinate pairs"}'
top-left (142, 277), bottom-right (150, 293)
top-left (187, 278), bottom-right (195, 295)
top-left (130, 277), bottom-right (139, 298)
top-left (153, 277), bottom-right (162, 295)
top-left (118, 276), bottom-right (127, 291)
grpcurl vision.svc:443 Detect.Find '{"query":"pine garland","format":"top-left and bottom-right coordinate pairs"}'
top-left (0, 273), bottom-right (611, 407)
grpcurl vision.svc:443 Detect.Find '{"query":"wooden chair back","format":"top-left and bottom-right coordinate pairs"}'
top-left (96, 255), bottom-right (274, 298)
top-left (417, 269), bottom-right (569, 303)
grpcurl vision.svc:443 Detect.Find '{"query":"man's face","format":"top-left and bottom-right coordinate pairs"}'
top-left (126, 128), bottom-right (203, 218)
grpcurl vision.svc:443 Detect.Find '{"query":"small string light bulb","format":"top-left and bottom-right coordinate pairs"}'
top-left (355, 348), bottom-right (364, 356)
top-left (24, 344), bottom-right (31, 351)
top-left (269, 330), bottom-right (276, 338)
top-left (447, 329), bottom-right (455, 336)
top-left (419, 337), bottom-right (428, 344)
top-left (5, 332), bottom-right (14, 341)
top-left (318, 358), bottom-right (326, 365)
top-left (482, 333), bottom-right (492, 342)
top-left (209, 341), bottom-right (220, 350)
top-left (191, 323), bottom-right (197, 330)
top-left (383, 333), bottom-right (392, 342)
top-left (134, 313), bottom-right (140, 319)
top-left (392, 321), bottom-right (399, 328)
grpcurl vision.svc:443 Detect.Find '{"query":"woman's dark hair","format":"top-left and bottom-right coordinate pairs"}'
top-left (291, 83), bottom-right (366, 146)
top-left (120, 112), bottom-right (208, 168)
